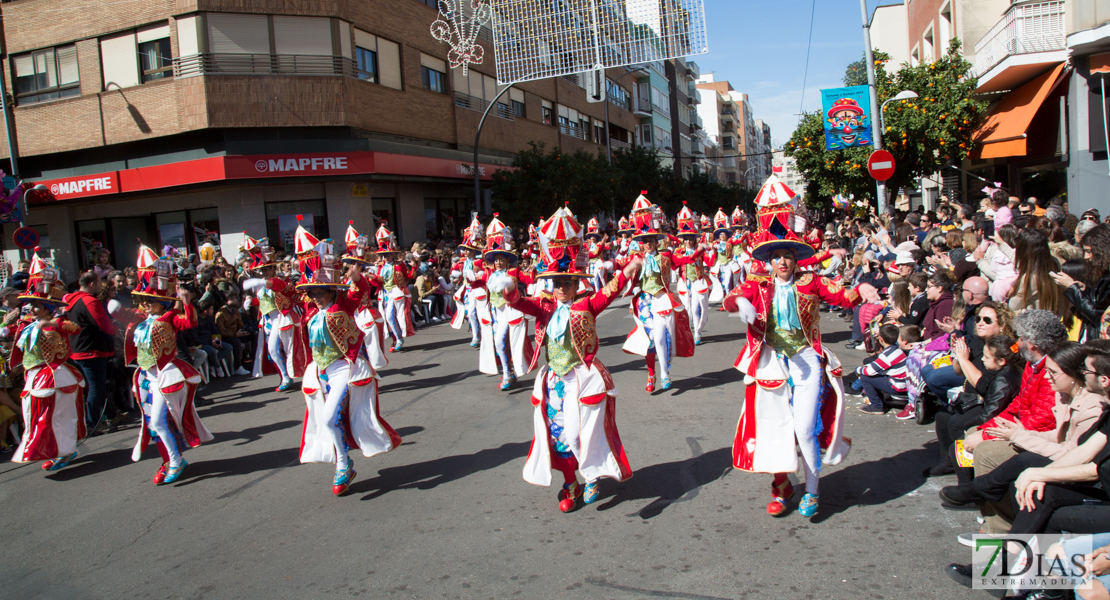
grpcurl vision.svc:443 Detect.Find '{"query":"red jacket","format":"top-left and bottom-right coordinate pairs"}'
top-left (63, 290), bottom-right (118, 360)
top-left (979, 357), bottom-right (1056, 437)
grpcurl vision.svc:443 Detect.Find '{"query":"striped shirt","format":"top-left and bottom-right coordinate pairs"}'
top-left (856, 346), bottom-right (908, 392)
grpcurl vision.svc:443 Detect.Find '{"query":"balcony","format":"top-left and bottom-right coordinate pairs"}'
top-left (610, 139), bottom-right (632, 152)
top-left (634, 97), bottom-right (652, 116)
top-left (970, 0), bottom-right (1067, 93)
top-left (687, 89), bottom-right (701, 105)
top-left (559, 123), bottom-right (588, 140)
top-left (175, 53), bottom-right (354, 77)
top-left (687, 61), bottom-right (700, 80)
top-left (454, 91), bottom-right (515, 121)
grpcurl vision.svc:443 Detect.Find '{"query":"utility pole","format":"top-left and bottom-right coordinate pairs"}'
top-left (859, 0), bottom-right (886, 214)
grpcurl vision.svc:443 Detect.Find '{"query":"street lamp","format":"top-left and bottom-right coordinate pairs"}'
top-left (879, 90), bottom-right (918, 130)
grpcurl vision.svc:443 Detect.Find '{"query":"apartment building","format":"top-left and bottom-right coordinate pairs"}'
top-left (870, 3), bottom-right (911, 66)
top-left (694, 76), bottom-right (738, 185)
top-left (630, 61), bottom-right (674, 168)
top-left (0, 0), bottom-right (640, 276)
top-left (772, 150), bottom-right (807, 194)
top-left (665, 57), bottom-right (702, 178)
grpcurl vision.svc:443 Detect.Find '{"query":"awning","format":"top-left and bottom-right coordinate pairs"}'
top-left (973, 62), bottom-right (1068, 159)
top-left (1091, 52), bottom-right (1110, 74)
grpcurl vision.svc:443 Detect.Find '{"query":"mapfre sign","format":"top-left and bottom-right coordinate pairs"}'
top-left (41, 173), bottom-right (120, 200)
top-left (225, 153), bottom-right (375, 179)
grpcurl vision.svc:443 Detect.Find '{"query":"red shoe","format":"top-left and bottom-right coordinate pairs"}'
top-left (558, 482), bottom-right (581, 513)
top-left (153, 463), bottom-right (167, 485)
top-left (767, 476), bottom-right (794, 517)
top-left (895, 405), bottom-right (916, 420)
top-left (41, 460), bottom-right (54, 470)
top-left (645, 375), bottom-right (655, 393)
top-left (766, 498), bottom-right (789, 516)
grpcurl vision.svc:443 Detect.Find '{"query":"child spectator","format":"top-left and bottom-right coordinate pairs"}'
top-left (855, 324), bottom-right (914, 414)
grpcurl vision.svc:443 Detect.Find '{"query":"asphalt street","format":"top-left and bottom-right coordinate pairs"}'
top-left (1, 299), bottom-right (982, 600)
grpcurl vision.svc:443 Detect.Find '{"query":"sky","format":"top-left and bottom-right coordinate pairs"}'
top-left (692, 0), bottom-right (894, 147)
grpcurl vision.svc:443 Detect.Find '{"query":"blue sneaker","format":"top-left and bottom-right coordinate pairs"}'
top-left (583, 481), bottom-right (600, 504)
top-left (161, 460), bottom-right (188, 485)
top-left (499, 376), bottom-right (512, 391)
top-left (276, 379), bottom-right (293, 392)
top-left (47, 451), bottom-right (77, 471)
top-left (394, 339), bottom-right (404, 351)
top-left (660, 377), bottom-right (672, 391)
top-left (333, 461), bottom-right (356, 496)
top-left (694, 336), bottom-right (702, 345)
top-left (798, 493), bottom-right (818, 517)
top-left (470, 340), bottom-right (479, 348)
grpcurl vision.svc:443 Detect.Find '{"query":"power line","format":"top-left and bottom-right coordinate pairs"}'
top-left (797, 0), bottom-right (818, 124)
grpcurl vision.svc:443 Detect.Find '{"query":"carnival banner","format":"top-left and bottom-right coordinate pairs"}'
top-left (821, 85), bottom-right (873, 151)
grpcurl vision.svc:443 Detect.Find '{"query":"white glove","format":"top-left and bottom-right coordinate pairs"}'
top-left (487, 271), bottom-right (515, 293)
top-left (732, 297), bottom-right (757, 325)
top-left (242, 278), bottom-right (267, 294)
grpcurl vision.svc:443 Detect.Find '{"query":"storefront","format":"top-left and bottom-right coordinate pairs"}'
top-left (5, 151), bottom-right (505, 279)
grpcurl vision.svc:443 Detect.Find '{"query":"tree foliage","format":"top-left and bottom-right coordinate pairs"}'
top-left (785, 40), bottom-right (987, 205)
top-left (491, 142), bottom-right (756, 228)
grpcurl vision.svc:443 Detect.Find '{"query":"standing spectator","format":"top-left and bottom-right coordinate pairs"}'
top-left (216, 294), bottom-right (251, 375)
top-left (957, 204), bottom-right (975, 230)
top-left (195, 300), bottom-right (232, 378)
top-left (92, 249), bottom-right (114, 280)
top-left (990, 190), bottom-right (1012, 227)
top-left (1052, 224), bottom-right (1110, 342)
top-left (10, 259), bottom-right (30, 291)
top-left (0, 286), bottom-right (21, 325)
top-left (1006, 228), bottom-right (1063, 313)
top-left (63, 271), bottom-right (119, 433)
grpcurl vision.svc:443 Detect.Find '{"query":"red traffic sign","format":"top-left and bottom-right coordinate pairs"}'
top-left (12, 226), bottom-right (38, 250)
top-left (867, 150), bottom-right (896, 181)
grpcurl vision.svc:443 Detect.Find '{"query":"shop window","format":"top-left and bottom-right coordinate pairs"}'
top-left (265, 200), bottom-right (328, 256)
top-left (157, 211), bottom-right (188, 256)
top-left (372, 198), bottom-right (396, 241)
top-left (424, 198), bottom-right (463, 243)
top-left (13, 45), bottom-right (79, 105)
top-left (77, 220), bottom-right (109, 270)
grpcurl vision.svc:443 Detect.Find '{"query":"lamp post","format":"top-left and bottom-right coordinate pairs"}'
top-left (880, 90), bottom-right (918, 130)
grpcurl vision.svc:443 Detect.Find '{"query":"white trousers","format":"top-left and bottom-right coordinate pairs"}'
top-left (138, 368), bottom-right (181, 467)
top-left (785, 346), bottom-right (823, 495)
top-left (384, 295), bottom-right (406, 343)
top-left (677, 279), bottom-right (708, 340)
top-left (492, 305), bottom-right (512, 378)
top-left (315, 360), bottom-right (352, 470)
top-left (466, 290), bottom-right (482, 343)
top-left (264, 312), bottom-right (294, 381)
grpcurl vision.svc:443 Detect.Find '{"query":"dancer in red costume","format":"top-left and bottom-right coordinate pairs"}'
top-left (342, 222), bottom-right (388, 371)
top-left (723, 175), bottom-right (879, 518)
top-left (126, 245), bottom-right (213, 485)
top-left (9, 250), bottom-right (87, 471)
top-left (373, 222), bottom-right (417, 352)
top-left (670, 202), bottom-right (713, 346)
top-left (450, 217), bottom-right (487, 347)
top-left (506, 207), bottom-right (642, 512)
top-left (473, 214), bottom-right (535, 390)
top-left (243, 233), bottom-right (309, 391)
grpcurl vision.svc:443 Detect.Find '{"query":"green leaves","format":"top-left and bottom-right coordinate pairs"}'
top-left (786, 40), bottom-right (987, 207)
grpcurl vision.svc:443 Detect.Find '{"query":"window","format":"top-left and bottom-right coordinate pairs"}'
top-left (723, 136), bottom-right (735, 149)
top-left (266, 200), bottom-right (329, 253)
top-left (13, 45), bottom-right (79, 104)
top-left (607, 78), bottom-right (630, 110)
top-left (594, 120), bottom-right (604, 144)
top-left (355, 46), bottom-right (377, 82)
top-left (510, 88), bottom-right (525, 117)
top-left (354, 29), bottom-right (401, 89)
top-left (139, 38), bottom-right (172, 82)
top-left (421, 53), bottom-right (447, 93)
top-left (542, 99), bottom-right (553, 125)
top-left (640, 123), bottom-right (652, 147)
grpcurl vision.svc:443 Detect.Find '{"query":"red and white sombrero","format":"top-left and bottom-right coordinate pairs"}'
top-left (537, 207), bottom-right (588, 280)
top-left (754, 174), bottom-right (797, 208)
top-left (676, 202), bottom-right (699, 239)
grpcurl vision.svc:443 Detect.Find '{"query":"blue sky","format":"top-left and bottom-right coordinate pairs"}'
top-left (693, 0), bottom-right (893, 147)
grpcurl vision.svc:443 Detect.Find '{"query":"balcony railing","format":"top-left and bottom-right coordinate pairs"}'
top-left (559, 124), bottom-right (588, 140)
top-left (454, 91), bottom-right (514, 120)
top-left (971, 0), bottom-right (1065, 79)
top-left (634, 97), bottom-right (652, 115)
top-left (610, 139), bottom-right (632, 152)
top-left (174, 53), bottom-right (354, 77)
top-left (607, 94), bottom-right (631, 112)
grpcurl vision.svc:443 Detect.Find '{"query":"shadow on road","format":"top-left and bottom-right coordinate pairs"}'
top-left (45, 447), bottom-right (134, 481)
top-left (379, 370), bottom-right (474, 393)
top-left (172, 447), bottom-right (301, 487)
top-left (409, 337), bottom-right (471, 353)
top-left (821, 329), bottom-right (853, 344)
top-left (198, 395), bottom-right (287, 418)
top-left (380, 363), bottom-right (440, 379)
top-left (669, 367), bottom-right (742, 396)
top-left (211, 420), bottom-right (301, 446)
top-left (596, 443), bottom-right (732, 520)
top-left (350, 440), bottom-right (530, 500)
top-left (809, 442), bottom-right (935, 524)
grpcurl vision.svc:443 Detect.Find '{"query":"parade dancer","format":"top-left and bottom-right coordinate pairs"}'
top-left (451, 218), bottom-right (486, 348)
top-left (619, 193), bottom-right (695, 392)
top-left (584, 218), bottom-right (612, 293)
top-left (506, 207), bottom-right (641, 513)
top-left (723, 175), bottom-right (878, 518)
top-left (126, 246), bottom-right (212, 485)
top-left (671, 203), bottom-right (712, 346)
top-left (245, 234), bottom-right (309, 391)
top-left (10, 251), bottom-right (87, 471)
top-left (374, 222), bottom-right (416, 352)
top-left (708, 208), bottom-right (734, 305)
top-left (342, 222), bottom-right (388, 371)
top-left (292, 226), bottom-right (400, 495)
top-left (476, 215), bottom-right (535, 390)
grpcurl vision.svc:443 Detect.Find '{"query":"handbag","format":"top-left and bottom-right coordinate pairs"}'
top-left (951, 391), bottom-right (982, 414)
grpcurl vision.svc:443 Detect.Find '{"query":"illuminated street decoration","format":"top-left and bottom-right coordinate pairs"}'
top-left (431, 0), bottom-right (493, 76)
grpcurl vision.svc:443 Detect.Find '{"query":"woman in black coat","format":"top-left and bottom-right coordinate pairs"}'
top-left (1053, 224), bottom-right (1110, 342)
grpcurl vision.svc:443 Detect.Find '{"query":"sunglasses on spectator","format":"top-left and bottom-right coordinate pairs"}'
top-left (1083, 215), bottom-right (1099, 222)
top-left (1019, 209), bottom-right (1032, 214)
top-left (975, 316), bottom-right (994, 325)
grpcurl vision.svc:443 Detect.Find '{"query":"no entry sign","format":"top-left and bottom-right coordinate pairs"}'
top-left (867, 150), bottom-right (896, 182)
top-left (13, 226), bottom-right (38, 249)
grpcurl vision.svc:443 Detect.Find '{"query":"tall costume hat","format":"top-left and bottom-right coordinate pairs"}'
top-left (730, 206), bottom-right (744, 229)
top-left (617, 215), bottom-right (632, 235)
top-left (375, 222), bottom-right (403, 257)
top-left (535, 207), bottom-right (589, 280)
top-left (240, 232), bottom-right (259, 254)
top-left (748, 174), bottom-right (815, 262)
top-left (17, 249), bottom-right (66, 307)
top-left (249, 236), bottom-right (278, 271)
top-left (293, 217), bottom-right (347, 290)
top-left (675, 202), bottom-right (700, 240)
top-left (459, 215), bottom-right (484, 252)
top-left (699, 213), bottom-right (711, 230)
top-left (342, 220), bottom-right (374, 265)
top-left (528, 222), bottom-right (539, 244)
top-left (483, 213), bottom-right (518, 265)
top-left (630, 191), bottom-right (663, 241)
top-left (131, 243), bottom-right (180, 306)
top-left (585, 217), bottom-right (603, 241)
top-left (712, 208), bottom-right (731, 236)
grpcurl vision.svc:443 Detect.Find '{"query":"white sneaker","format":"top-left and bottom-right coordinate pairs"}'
top-left (235, 367), bottom-right (250, 376)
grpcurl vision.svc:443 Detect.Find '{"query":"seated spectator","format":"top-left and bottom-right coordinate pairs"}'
top-left (92, 249), bottom-right (114, 280)
top-left (216, 294), bottom-right (251, 376)
top-left (844, 255), bottom-right (891, 350)
top-left (855, 324), bottom-right (914, 414)
top-left (942, 344), bottom-right (1110, 593)
top-left (922, 271), bottom-right (956, 341)
top-left (889, 272), bottom-right (929, 327)
top-left (195, 300), bottom-right (232, 377)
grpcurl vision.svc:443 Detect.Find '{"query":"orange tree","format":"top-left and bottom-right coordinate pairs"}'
top-left (785, 40), bottom-right (987, 206)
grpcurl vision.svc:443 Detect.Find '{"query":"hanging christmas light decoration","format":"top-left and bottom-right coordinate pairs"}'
top-left (431, 0), bottom-right (493, 76)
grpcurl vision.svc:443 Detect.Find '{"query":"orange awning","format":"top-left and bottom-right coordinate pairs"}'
top-left (1092, 53), bottom-right (1110, 75)
top-left (973, 63), bottom-right (1067, 159)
